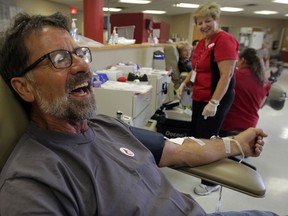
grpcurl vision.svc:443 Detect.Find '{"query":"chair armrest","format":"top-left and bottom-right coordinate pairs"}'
top-left (173, 158), bottom-right (266, 197)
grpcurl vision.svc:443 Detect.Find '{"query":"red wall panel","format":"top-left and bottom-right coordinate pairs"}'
top-left (154, 22), bottom-right (170, 43)
top-left (110, 13), bottom-right (153, 44)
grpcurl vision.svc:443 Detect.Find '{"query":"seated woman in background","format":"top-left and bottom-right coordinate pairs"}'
top-left (176, 41), bottom-right (193, 73)
top-left (220, 48), bottom-right (271, 136)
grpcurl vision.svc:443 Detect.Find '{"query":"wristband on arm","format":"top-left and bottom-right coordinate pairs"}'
top-left (222, 137), bottom-right (245, 163)
top-left (209, 99), bottom-right (220, 106)
top-left (211, 136), bottom-right (245, 163)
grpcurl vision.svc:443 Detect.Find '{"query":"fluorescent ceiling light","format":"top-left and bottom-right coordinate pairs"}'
top-left (273, 0), bottom-right (288, 4)
top-left (142, 10), bottom-right (166, 14)
top-left (103, 7), bottom-right (122, 12)
top-left (173, 3), bottom-right (199, 8)
top-left (221, 7), bottom-right (243, 12)
top-left (119, 0), bottom-right (151, 4)
top-left (285, 14), bottom-right (288, 16)
top-left (254, 10), bottom-right (278, 15)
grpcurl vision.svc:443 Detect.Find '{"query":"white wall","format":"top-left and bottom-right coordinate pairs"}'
top-left (16, 0), bottom-right (84, 34)
top-left (169, 13), bottom-right (287, 48)
top-left (89, 45), bottom-right (166, 70)
top-left (13, 0), bottom-right (288, 49)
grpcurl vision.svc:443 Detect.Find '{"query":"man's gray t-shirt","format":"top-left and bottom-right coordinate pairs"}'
top-left (0, 115), bottom-right (206, 215)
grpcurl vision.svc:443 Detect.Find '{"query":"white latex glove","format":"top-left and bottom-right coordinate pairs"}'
top-left (176, 83), bottom-right (186, 99)
top-left (202, 101), bottom-right (218, 119)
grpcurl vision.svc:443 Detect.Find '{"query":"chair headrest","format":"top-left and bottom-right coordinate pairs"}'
top-left (267, 83), bottom-right (287, 110)
top-left (0, 75), bottom-right (29, 171)
top-left (163, 45), bottom-right (182, 89)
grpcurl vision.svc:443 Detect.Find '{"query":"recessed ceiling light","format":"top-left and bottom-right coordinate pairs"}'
top-left (221, 7), bottom-right (243, 12)
top-left (273, 0), bottom-right (288, 4)
top-left (103, 7), bottom-right (122, 12)
top-left (119, 0), bottom-right (151, 4)
top-left (142, 10), bottom-right (166, 14)
top-left (254, 10), bottom-right (278, 15)
top-left (173, 3), bottom-right (199, 8)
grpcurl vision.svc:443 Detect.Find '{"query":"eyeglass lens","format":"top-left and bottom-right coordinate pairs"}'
top-left (49, 47), bottom-right (91, 69)
top-left (50, 51), bottom-right (71, 69)
top-left (75, 47), bottom-right (91, 64)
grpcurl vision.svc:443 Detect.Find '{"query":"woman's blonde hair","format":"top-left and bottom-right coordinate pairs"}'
top-left (176, 41), bottom-right (192, 53)
top-left (193, 2), bottom-right (221, 24)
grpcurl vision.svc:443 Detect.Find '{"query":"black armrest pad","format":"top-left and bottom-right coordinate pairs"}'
top-left (173, 158), bottom-right (266, 197)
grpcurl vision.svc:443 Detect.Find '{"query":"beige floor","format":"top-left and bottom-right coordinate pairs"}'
top-left (161, 67), bottom-right (288, 215)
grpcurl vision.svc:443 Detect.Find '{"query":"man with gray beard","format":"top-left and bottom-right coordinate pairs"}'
top-left (0, 12), bottom-right (277, 216)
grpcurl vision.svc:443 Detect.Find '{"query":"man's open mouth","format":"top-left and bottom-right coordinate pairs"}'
top-left (70, 82), bottom-right (90, 96)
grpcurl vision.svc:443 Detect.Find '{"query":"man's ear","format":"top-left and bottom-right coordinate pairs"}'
top-left (10, 77), bottom-right (35, 102)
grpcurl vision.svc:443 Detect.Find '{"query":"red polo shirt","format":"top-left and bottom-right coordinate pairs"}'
top-left (191, 31), bottom-right (239, 102)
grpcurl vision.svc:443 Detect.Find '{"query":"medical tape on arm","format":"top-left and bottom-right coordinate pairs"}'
top-left (222, 137), bottom-right (245, 163)
top-left (167, 137), bottom-right (206, 146)
top-left (222, 137), bottom-right (231, 153)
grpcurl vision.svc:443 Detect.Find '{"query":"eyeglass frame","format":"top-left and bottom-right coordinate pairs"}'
top-left (20, 47), bottom-right (92, 76)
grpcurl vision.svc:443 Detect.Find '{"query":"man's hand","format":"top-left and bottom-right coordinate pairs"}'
top-left (235, 128), bottom-right (267, 157)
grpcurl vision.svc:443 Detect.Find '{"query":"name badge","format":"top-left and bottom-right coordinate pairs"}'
top-left (208, 42), bottom-right (215, 49)
top-left (191, 70), bottom-right (197, 83)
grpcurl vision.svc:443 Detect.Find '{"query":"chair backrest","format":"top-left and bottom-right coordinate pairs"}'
top-left (163, 45), bottom-right (181, 88)
top-left (0, 75), bottom-right (29, 171)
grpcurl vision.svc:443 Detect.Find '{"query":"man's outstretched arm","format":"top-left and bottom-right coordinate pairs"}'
top-left (159, 128), bottom-right (266, 167)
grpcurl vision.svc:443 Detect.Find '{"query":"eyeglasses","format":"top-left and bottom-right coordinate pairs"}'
top-left (20, 47), bottom-right (92, 75)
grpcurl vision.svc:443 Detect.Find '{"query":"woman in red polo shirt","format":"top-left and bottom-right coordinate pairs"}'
top-left (177, 2), bottom-right (239, 195)
top-left (220, 48), bottom-right (271, 136)
top-left (178, 2), bottom-right (239, 139)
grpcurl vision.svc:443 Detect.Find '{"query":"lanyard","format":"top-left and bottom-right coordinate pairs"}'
top-left (193, 41), bottom-right (206, 72)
